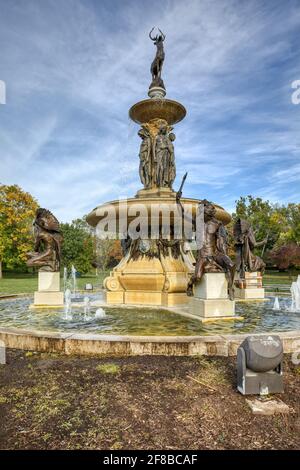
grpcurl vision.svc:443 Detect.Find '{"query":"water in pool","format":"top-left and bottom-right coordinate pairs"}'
top-left (0, 294), bottom-right (299, 336)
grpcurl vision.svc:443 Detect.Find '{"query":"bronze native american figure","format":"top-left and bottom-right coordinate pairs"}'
top-left (233, 218), bottom-right (266, 279)
top-left (187, 200), bottom-right (235, 300)
top-left (26, 208), bottom-right (63, 272)
top-left (149, 27), bottom-right (166, 89)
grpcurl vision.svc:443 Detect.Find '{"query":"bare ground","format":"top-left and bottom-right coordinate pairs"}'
top-left (0, 349), bottom-right (299, 450)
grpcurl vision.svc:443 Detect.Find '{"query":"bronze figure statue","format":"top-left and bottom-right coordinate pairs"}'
top-left (138, 120), bottom-right (176, 189)
top-left (26, 208), bottom-right (63, 271)
top-left (149, 27), bottom-right (166, 89)
top-left (187, 200), bottom-right (235, 300)
top-left (165, 132), bottom-right (176, 187)
top-left (138, 128), bottom-right (151, 188)
top-left (233, 218), bottom-right (266, 279)
top-left (154, 124), bottom-right (176, 188)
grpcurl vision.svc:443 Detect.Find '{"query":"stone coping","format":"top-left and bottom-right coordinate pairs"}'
top-left (0, 326), bottom-right (299, 357)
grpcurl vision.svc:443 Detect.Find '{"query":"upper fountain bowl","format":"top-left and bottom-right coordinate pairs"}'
top-left (129, 98), bottom-right (186, 125)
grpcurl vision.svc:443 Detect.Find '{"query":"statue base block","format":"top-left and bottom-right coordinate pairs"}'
top-left (123, 291), bottom-right (189, 307)
top-left (194, 273), bottom-right (228, 299)
top-left (235, 288), bottom-right (265, 300)
top-left (33, 291), bottom-right (64, 307)
top-left (38, 271), bottom-right (60, 291)
top-left (32, 271), bottom-right (64, 307)
top-left (190, 298), bottom-right (235, 318)
top-left (105, 291), bottom-right (124, 304)
top-left (190, 273), bottom-right (236, 319)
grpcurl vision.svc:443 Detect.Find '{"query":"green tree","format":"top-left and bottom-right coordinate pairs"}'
top-left (0, 184), bottom-right (38, 277)
top-left (60, 217), bottom-right (94, 274)
top-left (232, 196), bottom-right (290, 256)
top-left (276, 203), bottom-right (300, 246)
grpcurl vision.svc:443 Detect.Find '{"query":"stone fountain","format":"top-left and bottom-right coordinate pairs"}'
top-left (86, 30), bottom-right (231, 308)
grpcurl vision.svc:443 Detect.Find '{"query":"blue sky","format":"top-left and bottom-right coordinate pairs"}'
top-left (0, 0), bottom-right (300, 221)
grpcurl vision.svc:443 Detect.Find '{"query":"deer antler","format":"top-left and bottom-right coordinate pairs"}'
top-left (158, 29), bottom-right (165, 41)
top-left (149, 27), bottom-right (156, 41)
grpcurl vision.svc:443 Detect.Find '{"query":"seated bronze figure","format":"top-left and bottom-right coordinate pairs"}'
top-left (26, 208), bottom-right (63, 272)
top-left (187, 200), bottom-right (235, 300)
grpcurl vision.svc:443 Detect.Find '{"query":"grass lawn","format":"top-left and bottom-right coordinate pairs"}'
top-left (263, 270), bottom-right (299, 286)
top-left (0, 351), bottom-right (299, 450)
top-left (0, 270), bottom-right (298, 295)
top-left (0, 272), bottom-right (109, 295)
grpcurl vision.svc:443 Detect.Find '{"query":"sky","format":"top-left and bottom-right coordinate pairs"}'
top-left (0, 0), bottom-right (300, 222)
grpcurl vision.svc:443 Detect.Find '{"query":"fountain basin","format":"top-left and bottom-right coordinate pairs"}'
top-left (1, 295), bottom-right (300, 332)
top-left (0, 294), bottom-right (300, 356)
top-left (87, 196), bottom-right (231, 230)
top-left (129, 98), bottom-right (186, 125)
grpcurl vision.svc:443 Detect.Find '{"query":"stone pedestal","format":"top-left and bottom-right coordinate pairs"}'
top-left (235, 272), bottom-right (265, 300)
top-left (235, 288), bottom-right (265, 300)
top-left (103, 248), bottom-right (192, 307)
top-left (32, 271), bottom-right (64, 307)
top-left (190, 273), bottom-right (235, 320)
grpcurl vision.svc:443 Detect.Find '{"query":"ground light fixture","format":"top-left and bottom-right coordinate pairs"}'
top-left (237, 335), bottom-right (284, 395)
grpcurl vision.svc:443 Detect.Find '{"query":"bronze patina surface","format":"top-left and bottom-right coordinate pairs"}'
top-left (129, 98), bottom-right (186, 125)
top-left (26, 208), bottom-right (63, 272)
top-left (149, 27), bottom-right (166, 89)
top-left (234, 218), bottom-right (266, 279)
top-left (187, 200), bottom-right (235, 300)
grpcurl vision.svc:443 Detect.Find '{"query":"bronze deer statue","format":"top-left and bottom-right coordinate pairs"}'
top-left (149, 27), bottom-right (166, 89)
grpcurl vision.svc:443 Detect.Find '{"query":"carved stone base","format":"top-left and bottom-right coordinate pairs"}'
top-left (190, 273), bottom-right (236, 319)
top-left (162, 292), bottom-right (189, 307)
top-left (236, 271), bottom-right (263, 289)
top-left (235, 271), bottom-right (265, 299)
top-left (190, 297), bottom-right (235, 318)
top-left (136, 187), bottom-right (176, 199)
top-left (125, 291), bottom-right (163, 306)
top-left (105, 291), bottom-right (124, 304)
top-left (38, 271), bottom-right (60, 291)
top-left (194, 273), bottom-right (228, 299)
top-left (32, 271), bottom-right (64, 307)
top-left (103, 242), bottom-right (194, 307)
top-left (235, 288), bottom-right (265, 300)
top-left (34, 291), bottom-right (64, 306)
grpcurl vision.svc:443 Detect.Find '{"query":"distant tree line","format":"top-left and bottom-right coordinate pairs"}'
top-left (231, 196), bottom-right (300, 271)
top-left (0, 185), bottom-right (299, 277)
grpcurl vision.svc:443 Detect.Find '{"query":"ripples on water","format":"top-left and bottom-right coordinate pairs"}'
top-left (0, 295), bottom-right (299, 336)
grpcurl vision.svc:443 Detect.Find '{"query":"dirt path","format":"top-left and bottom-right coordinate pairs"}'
top-left (0, 350), bottom-right (299, 450)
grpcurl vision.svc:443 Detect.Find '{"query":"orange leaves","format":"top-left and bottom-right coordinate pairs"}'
top-left (0, 184), bottom-right (38, 268)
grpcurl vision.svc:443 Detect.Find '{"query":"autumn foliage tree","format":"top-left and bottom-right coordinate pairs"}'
top-left (0, 184), bottom-right (38, 277)
top-left (232, 196), bottom-right (300, 264)
top-left (269, 243), bottom-right (300, 271)
top-left (94, 239), bottom-right (123, 271)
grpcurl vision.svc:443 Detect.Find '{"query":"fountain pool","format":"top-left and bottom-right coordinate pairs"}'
top-left (0, 294), bottom-right (300, 337)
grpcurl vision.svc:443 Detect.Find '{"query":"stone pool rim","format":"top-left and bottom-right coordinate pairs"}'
top-left (0, 326), bottom-right (299, 357)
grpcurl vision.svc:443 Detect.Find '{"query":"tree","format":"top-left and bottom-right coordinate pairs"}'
top-left (94, 239), bottom-right (122, 272)
top-left (232, 196), bottom-right (294, 259)
top-left (60, 218), bottom-right (94, 274)
top-left (269, 243), bottom-right (300, 271)
top-left (108, 240), bottom-right (123, 267)
top-left (276, 203), bottom-right (300, 246)
top-left (0, 184), bottom-right (38, 277)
